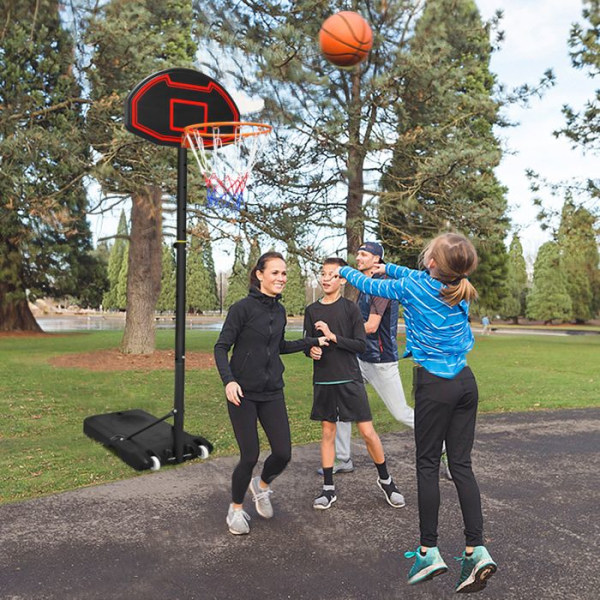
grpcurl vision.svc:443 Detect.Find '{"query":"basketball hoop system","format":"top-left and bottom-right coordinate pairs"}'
top-left (184, 121), bottom-right (271, 212)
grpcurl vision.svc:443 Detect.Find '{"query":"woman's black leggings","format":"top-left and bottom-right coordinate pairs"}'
top-left (227, 396), bottom-right (292, 504)
top-left (413, 366), bottom-right (484, 548)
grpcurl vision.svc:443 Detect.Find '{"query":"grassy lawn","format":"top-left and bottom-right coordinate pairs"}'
top-left (1, 330), bottom-right (598, 505)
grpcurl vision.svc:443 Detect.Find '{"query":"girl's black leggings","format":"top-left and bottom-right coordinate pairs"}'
top-left (413, 365), bottom-right (484, 547)
top-left (227, 396), bottom-right (292, 504)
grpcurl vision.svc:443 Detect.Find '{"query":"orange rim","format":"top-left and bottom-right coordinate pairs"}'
top-left (183, 121), bottom-right (272, 140)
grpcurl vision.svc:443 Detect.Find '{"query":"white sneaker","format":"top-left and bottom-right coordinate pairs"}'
top-left (249, 476), bottom-right (274, 519)
top-left (226, 504), bottom-right (250, 535)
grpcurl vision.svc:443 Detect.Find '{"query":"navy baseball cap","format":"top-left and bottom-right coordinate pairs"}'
top-left (357, 241), bottom-right (385, 263)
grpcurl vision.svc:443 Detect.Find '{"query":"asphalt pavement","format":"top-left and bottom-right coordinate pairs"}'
top-left (1, 408), bottom-right (599, 600)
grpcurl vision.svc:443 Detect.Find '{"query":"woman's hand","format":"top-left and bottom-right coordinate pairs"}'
top-left (372, 263), bottom-right (386, 276)
top-left (310, 346), bottom-right (323, 360)
top-left (317, 335), bottom-right (330, 347)
top-left (225, 381), bottom-right (244, 406)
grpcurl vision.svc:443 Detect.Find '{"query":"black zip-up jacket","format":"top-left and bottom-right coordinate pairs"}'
top-left (214, 287), bottom-right (319, 401)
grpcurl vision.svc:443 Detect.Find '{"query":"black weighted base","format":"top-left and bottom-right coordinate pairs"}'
top-left (84, 409), bottom-right (213, 471)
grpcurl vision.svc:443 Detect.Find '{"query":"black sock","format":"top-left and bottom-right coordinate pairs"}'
top-left (323, 466), bottom-right (334, 487)
top-left (375, 460), bottom-right (389, 481)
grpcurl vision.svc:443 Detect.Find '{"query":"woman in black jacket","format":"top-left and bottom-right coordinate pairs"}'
top-left (215, 251), bottom-right (327, 535)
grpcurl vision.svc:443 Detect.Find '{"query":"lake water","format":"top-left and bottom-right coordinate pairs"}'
top-left (36, 315), bottom-right (303, 332)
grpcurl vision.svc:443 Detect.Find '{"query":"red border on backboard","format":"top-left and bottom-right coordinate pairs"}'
top-left (129, 73), bottom-right (239, 146)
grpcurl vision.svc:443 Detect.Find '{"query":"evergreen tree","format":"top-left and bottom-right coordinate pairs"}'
top-left (557, 0), bottom-right (600, 199)
top-left (283, 253), bottom-right (307, 316)
top-left (469, 238), bottom-right (508, 316)
top-left (557, 199), bottom-right (600, 322)
top-left (156, 243), bottom-right (176, 313)
top-left (116, 246), bottom-right (129, 311)
top-left (75, 244), bottom-right (110, 309)
top-left (86, 0), bottom-right (197, 353)
top-left (0, 0), bottom-right (95, 331)
top-left (187, 232), bottom-right (219, 313)
top-left (102, 211), bottom-right (129, 310)
top-left (226, 239), bottom-right (248, 308)
top-left (526, 242), bottom-right (572, 323)
top-left (381, 0), bottom-right (509, 274)
top-left (499, 234), bottom-right (528, 323)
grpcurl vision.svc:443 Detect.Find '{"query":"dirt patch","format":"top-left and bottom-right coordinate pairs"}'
top-left (48, 348), bottom-right (215, 372)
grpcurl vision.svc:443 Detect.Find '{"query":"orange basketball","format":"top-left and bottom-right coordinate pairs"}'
top-left (319, 11), bottom-right (373, 68)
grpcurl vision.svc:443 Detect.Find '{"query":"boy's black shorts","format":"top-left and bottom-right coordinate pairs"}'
top-left (310, 381), bottom-right (372, 423)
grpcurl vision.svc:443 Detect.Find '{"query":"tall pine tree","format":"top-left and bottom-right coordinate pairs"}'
top-left (526, 242), bottom-right (572, 323)
top-left (156, 243), bottom-right (176, 313)
top-left (226, 239), bottom-right (249, 308)
top-left (380, 0), bottom-right (509, 281)
top-left (500, 234), bottom-right (528, 323)
top-left (283, 253), bottom-right (307, 316)
top-left (557, 199), bottom-right (600, 322)
top-left (102, 210), bottom-right (129, 310)
top-left (0, 0), bottom-right (96, 331)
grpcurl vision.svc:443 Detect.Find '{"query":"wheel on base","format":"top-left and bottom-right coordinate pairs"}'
top-left (199, 445), bottom-right (210, 459)
top-left (149, 455), bottom-right (161, 471)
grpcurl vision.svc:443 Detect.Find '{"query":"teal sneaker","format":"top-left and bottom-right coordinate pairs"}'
top-left (455, 546), bottom-right (497, 593)
top-left (404, 546), bottom-right (448, 585)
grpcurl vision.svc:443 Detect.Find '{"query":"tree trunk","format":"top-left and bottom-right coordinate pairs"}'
top-left (0, 240), bottom-right (42, 332)
top-left (120, 186), bottom-right (163, 354)
top-left (346, 68), bottom-right (365, 256)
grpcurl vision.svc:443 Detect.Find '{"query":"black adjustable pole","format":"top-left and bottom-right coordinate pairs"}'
top-left (173, 146), bottom-right (187, 462)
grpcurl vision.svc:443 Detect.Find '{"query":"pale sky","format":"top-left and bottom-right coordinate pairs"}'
top-left (476, 0), bottom-right (597, 262)
top-left (90, 0), bottom-right (597, 268)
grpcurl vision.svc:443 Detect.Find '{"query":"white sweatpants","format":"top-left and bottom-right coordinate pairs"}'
top-left (335, 360), bottom-right (414, 461)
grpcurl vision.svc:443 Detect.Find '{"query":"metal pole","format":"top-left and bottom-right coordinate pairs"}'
top-left (173, 146), bottom-right (187, 462)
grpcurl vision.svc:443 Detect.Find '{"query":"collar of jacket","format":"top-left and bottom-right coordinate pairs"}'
top-left (248, 286), bottom-right (282, 305)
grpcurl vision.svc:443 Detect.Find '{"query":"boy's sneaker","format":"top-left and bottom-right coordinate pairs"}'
top-left (377, 477), bottom-right (406, 508)
top-left (249, 476), bottom-right (274, 519)
top-left (441, 451), bottom-right (453, 480)
top-left (317, 458), bottom-right (354, 475)
top-left (313, 485), bottom-right (337, 510)
top-left (455, 546), bottom-right (497, 593)
top-left (226, 504), bottom-right (251, 535)
top-left (404, 546), bottom-right (449, 585)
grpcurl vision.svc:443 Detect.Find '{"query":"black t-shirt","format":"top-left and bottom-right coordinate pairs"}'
top-left (303, 297), bottom-right (366, 384)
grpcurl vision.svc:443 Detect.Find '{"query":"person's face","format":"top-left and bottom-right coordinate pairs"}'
top-left (356, 249), bottom-right (379, 273)
top-left (257, 258), bottom-right (287, 297)
top-left (319, 264), bottom-right (343, 295)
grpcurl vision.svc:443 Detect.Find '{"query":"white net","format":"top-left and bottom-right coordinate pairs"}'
top-left (184, 122), bottom-right (271, 212)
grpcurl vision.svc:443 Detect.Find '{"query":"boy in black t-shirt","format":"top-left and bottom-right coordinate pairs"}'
top-left (304, 258), bottom-right (406, 510)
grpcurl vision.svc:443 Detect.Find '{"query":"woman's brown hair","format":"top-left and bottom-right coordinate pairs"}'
top-left (419, 233), bottom-right (479, 306)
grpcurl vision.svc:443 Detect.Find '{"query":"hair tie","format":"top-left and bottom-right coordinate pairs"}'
top-left (447, 275), bottom-right (467, 286)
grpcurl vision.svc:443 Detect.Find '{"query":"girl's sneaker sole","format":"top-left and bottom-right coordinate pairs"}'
top-left (456, 562), bottom-right (497, 593)
top-left (408, 565), bottom-right (448, 585)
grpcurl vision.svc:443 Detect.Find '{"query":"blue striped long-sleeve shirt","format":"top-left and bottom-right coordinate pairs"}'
top-left (339, 264), bottom-right (474, 379)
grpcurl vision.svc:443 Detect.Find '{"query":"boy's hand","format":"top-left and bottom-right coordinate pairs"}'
top-left (225, 381), bottom-right (244, 406)
top-left (310, 346), bottom-right (323, 360)
top-left (372, 263), bottom-right (386, 275)
top-left (315, 321), bottom-right (337, 344)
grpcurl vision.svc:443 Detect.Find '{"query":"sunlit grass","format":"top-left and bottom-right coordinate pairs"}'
top-left (1, 330), bottom-right (598, 504)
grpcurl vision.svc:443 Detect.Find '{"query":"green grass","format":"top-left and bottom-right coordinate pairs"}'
top-left (1, 330), bottom-right (598, 505)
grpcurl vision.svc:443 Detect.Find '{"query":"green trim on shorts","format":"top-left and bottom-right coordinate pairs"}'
top-left (314, 380), bottom-right (353, 385)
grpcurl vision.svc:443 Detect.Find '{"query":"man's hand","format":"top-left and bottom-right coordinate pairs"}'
top-left (372, 263), bottom-right (386, 276)
top-left (225, 381), bottom-right (244, 406)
